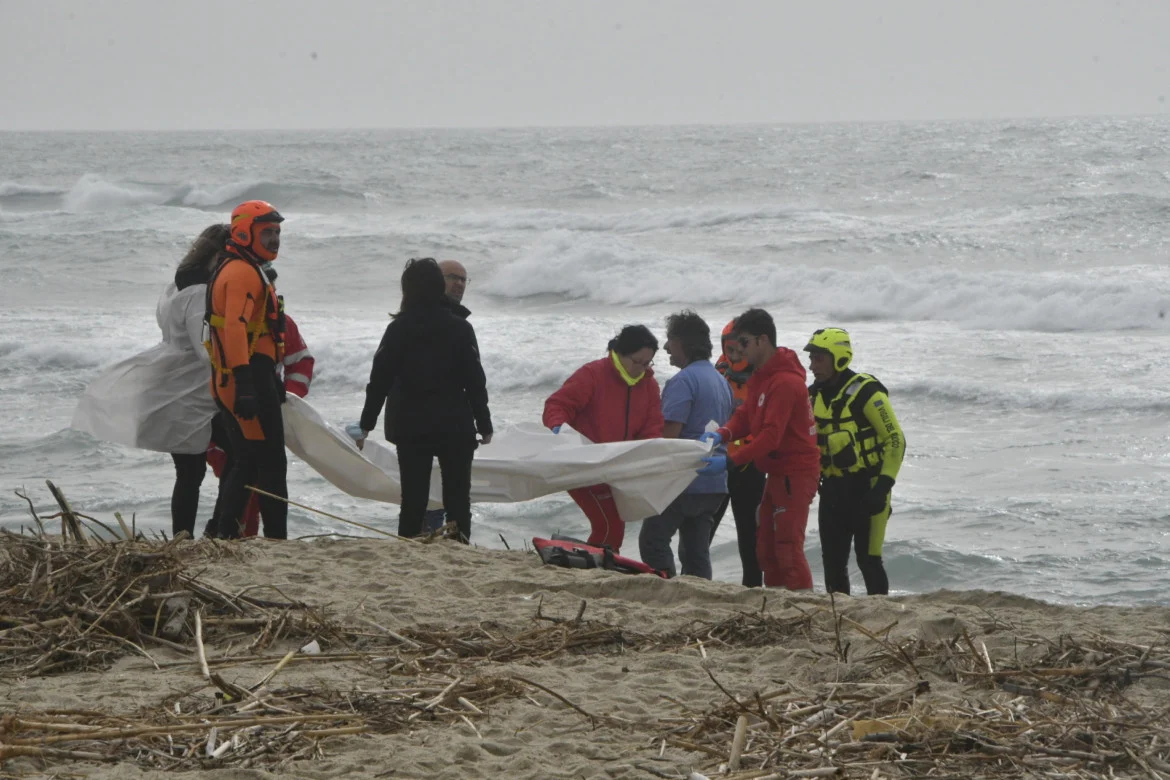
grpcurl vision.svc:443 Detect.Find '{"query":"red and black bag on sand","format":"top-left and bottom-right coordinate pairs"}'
top-left (533, 537), bottom-right (668, 578)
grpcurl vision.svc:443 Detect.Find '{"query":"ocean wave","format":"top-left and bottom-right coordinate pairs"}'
top-left (479, 232), bottom-right (1170, 331)
top-left (444, 205), bottom-right (1015, 255)
top-left (896, 170), bottom-right (959, 182)
top-left (1041, 191), bottom-right (1170, 222)
top-left (885, 543), bottom-right (1170, 607)
top-left (899, 378), bottom-right (1170, 414)
top-left (0, 181), bottom-right (67, 197)
top-left (62, 175), bottom-right (161, 211)
top-left (0, 336), bottom-right (154, 379)
top-left (165, 180), bottom-right (370, 211)
top-left (302, 338), bottom-right (577, 397)
top-left (0, 174), bottom-right (370, 214)
top-left (881, 544), bottom-right (1014, 591)
top-left (448, 204), bottom-right (801, 234)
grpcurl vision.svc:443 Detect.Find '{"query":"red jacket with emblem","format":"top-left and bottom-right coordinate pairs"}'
top-left (543, 356), bottom-right (664, 443)
top-left (281, 315), bottom-right (314, 399)
top-left (716, 347), bottom-right (819, 476)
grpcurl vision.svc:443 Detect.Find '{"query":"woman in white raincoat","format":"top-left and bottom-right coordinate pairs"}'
top-left (72, 224), bottom-right (230, 537)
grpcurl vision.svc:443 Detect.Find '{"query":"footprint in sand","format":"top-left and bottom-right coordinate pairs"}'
top-left (915, 615), bottom-right (970, 641)
top-left (453, 744), bottom-right (481, 762)
top-left (337, 548), bottom-right (379, 562)
top-left (480, 740), bottom-right (522, 757)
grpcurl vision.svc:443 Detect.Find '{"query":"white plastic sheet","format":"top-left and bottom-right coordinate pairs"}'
top-left (282, 394), bottom-right (708, 521)
top-left (71, 285), bottom-right (216, 454)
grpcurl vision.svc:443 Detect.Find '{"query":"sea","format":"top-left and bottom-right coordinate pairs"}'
top-left (2, 118), bottom-right (1169, 605)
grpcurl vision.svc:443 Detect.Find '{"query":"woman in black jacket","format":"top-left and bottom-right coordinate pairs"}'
top-left (357, 258), bottom-right (492, 542)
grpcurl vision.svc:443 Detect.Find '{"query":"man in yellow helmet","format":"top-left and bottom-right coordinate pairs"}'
top-left (804, 328), bottom-right (905, 595)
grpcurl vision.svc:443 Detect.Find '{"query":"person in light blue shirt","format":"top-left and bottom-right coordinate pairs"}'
top-left (638, 310), bottom-right (735, 579)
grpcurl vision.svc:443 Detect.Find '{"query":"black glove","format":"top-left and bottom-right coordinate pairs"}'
top-left (232, 366), bottom-right (258, 420)
top-left (864, 475), bottom-right (895, 516)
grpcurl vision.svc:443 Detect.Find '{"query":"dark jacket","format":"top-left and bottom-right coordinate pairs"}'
top-left (382, 300), bottom-right (475, 443)
top-left (360, 300), bottom-right (491, 445)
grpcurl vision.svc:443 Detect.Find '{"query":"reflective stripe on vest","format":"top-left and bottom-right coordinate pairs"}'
top-left (812, 374), bottom-right (881, 478)
top-left (206, 314), bottom-right (269, 335)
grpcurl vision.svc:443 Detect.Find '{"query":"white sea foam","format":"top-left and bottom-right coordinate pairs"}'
top-left (480, 231), bottom-right (1170, 331)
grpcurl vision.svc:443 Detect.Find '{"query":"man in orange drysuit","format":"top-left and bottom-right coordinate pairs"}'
top-left (206, 260), bottom-right (314, 537)
top-left (204, 200), bottom-right (288, 539)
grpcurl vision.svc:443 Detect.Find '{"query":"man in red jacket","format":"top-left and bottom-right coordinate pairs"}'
top-left (698, 309), bottom-right (819, 590)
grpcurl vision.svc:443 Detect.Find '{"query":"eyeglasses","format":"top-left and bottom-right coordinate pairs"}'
top-left (628, 357), bottom-right (654, 369)
top-left (443, 273), bottom-right (469, 284)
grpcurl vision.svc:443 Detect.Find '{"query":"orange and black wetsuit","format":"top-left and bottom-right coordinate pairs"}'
top-left (204, 250), bottom-right (287, 539)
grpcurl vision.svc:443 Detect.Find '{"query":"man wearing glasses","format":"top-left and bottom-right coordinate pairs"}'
top-left (439, 260), bottom-right (470, 312)
top-left (697, 309), bottom-right (820, 590)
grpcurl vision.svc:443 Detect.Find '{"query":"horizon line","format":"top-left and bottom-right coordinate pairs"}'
top-left (2, 109), bottom-right (1169, 134)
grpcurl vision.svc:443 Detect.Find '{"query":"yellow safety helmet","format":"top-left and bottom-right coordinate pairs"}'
top-left (804, 327), bottom-right (853, 371)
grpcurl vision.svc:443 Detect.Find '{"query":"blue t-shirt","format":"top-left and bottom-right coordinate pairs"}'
top-left (661, 359), bottom-right (735, 494)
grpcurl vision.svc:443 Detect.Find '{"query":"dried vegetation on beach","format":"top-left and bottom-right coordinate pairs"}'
top-left (4, 483), bottom-right (1170, 778)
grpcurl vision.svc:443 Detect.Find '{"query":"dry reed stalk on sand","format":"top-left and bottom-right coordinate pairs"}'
top-left (641, 613), bottom-right (1170, 779)
top-left (0, 675), bottom-right (522, 770)
top-left (6, 485), bottom-right (1170, 776)
top-left (0, 527), bottom-right (261, 678)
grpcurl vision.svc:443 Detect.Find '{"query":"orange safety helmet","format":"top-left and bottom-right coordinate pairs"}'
top-left (720, 318), bottom-right (738, 344)
top-left (229, 200), bottom-right (284, 262)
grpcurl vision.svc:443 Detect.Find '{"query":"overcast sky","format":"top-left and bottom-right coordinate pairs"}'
top-left (2, 0), bottom-right (1168, 130)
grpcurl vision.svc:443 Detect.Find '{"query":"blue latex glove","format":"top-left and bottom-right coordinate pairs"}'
top-left (696, 454), bottom-right (728, 476)
top-left (698, 430), bottom-right (724, 448)
top-left (551, 425), bottom-right (562, 434)
top-left (344, 422), bottom-right (366, 441)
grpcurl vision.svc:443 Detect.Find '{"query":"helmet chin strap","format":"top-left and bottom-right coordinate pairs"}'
top-left (228, 238), bottom-right (271, 265)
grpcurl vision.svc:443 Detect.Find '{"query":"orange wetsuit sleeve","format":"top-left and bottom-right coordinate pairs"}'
top-left (219, 264), bottom-right (261, 370)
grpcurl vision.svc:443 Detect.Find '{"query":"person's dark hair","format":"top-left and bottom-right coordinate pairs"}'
top-left (393, 257), bottom-right (446, 318)
top-left (607, 324), bottom-right (658, 356)
top-left (733, 308), bottom-right (777, 346)
top-left (177, 223), bottom-right (230, 274)
top-left (665, 309), bottom-right (712, 362)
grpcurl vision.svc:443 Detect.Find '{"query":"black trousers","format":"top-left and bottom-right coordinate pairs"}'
top-left (710, 462), bottom-right (767, 588)
top-left (207, 358), bottom-right (288, 540)
top-left (817, 472), bottom-right (889, 595)
top-left (170, 414), bottom-right (230, 538)
top-left (170, 452), bottom-right (206, 538)
top-left (396, 438), bottom-right (476, 543)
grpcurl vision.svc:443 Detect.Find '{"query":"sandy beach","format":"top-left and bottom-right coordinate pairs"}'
top-left (4, 532), bottom-right (1170, 779)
